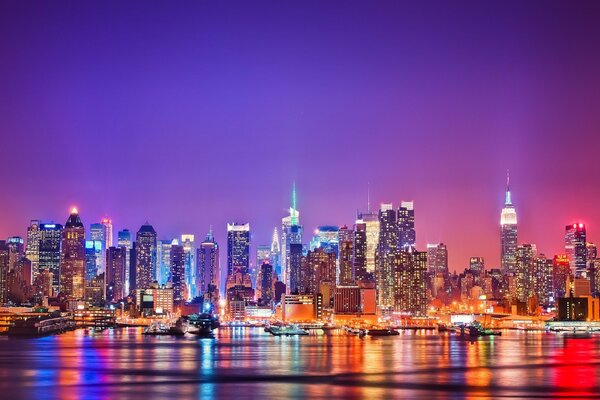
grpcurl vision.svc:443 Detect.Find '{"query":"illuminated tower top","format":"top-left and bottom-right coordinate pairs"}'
top-left (291, 182), bottom-right (298, 226)
top-left (500, 170), bottom-right (517, 226)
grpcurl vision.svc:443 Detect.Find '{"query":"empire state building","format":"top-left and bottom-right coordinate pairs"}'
top-left (500, 172), bottom-right (518, 274)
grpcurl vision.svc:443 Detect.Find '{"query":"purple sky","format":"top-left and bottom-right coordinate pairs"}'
top-left (1, 1), bottom-right (600, 270)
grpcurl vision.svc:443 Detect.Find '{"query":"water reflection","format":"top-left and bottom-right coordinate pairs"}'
top-left (0, 328), bottom-right (600, 399)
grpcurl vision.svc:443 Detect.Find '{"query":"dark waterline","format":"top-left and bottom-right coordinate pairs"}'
top-left (0, 328), bottom-right (599, 399)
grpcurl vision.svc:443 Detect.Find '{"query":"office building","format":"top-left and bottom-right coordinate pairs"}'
top-left (500, 172), bottom-right (518, 274)
top-left (135, 222), bottom-right (157, 290)
top-left (565, 223), bottom-right (587, 277)
top-left (227, 223), bottom-right (250, 276)
top-left (60, 208), bottom-right (86, 299)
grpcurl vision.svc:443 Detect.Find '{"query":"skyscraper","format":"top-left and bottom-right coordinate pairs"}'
top-left (515, 244), bottom-right (536, 303)
top-left (0, 241), bottom-right (8, 303)
top-left (156, 239), bottom-right (173, 286)
top-left (338, 225), bottom-right (354, 286)
top-left (398, 201), bottom-right (415, 249)
top-left (60, 208), bottom-right (86, 299)
top-left (106, 246), bottom-right (126, 302)
top-left (227, 223), bottom-right (250, 276)
top-left (352, 222), bottom-right (368, 282)
top-left (532, 255), bottom-right (553, 306)
top-left (196, 229), bottom-right (219, 304)
top-left (565, 223), bottom-right (587, 277)
top-left (38, 222), bottom-right (63, 294)
top-left (117, 229), bottom-right (132, 293)
top-left (89, 223), bottom-right (107, 276)
top-left (469, 257), bottom-right (485, 275)
top-left (500, 172), bottom-right (518, 275)
top-left (393, 248), bottom-right (428, 316)
top-left (376, 203), bottom-right (398, 309)
top-left (281, 183), bottom-right (303, 290)
top-left (181, 234), bottom-right (195, 299)
top-left (85, 240), bottom-right (103, 281)
top-left (356, 210), bottom-right (379, 276)
top-left (170, 242), bottom-right (186, 302)
top-left (310, 226), bottom-right (339, 254)
top-left (427, 243), bottom-right (448, 276)
top-left (270, 228), bottom-right (281, 277)
top-left (288, 243), bottom-right (304, 294)
top-left (135, 222), bottom-right (157, 290)
top-left (259, 262), bottom-right (274, 305)
top-left (553, 254), bottom-right (571, 299)
top-left (25, 220), bottom-right (40, 283)
top-left (101, 218), bottom-right (113, 248)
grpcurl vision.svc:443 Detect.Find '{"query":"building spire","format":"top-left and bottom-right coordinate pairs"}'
top-left (367, 182), bottom-right (371, 213)
top-left (505, 170), bottom-right (512, 205)
top-left (291, 181), bottom-right (298, 225)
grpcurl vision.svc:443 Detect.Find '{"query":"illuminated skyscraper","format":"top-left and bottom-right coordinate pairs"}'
top-left (393, 248), bottom-right (428, 316)
top-left (197, 230), bottom-right (219, 304)
top-left (310, 226), bottom-right (339, 254)
top-left (427, 243), bottom-right (448, 276)
top-left (227, 223), bottom-right (250, 276)
top-left (500, 172), bottom-right (518, 274)
top-left (38, 222), bottom-right (63, 294)
top-left (469, 257), bottom-right (485, 275)
top-left (270, 228), bottom-right (281, 277)
top-left (565, 223), bottom-right (587, 277)
top-left (398, 201), bottom-right (415, 249)
top-left (117, 229), bottom-right (132, 293)
top-left (101, 218), bottom-right (113, 248)
top-left (170, 242), bottom-right (186, 302)
top-left (0, 242), bottom-right (8, 303)
top-left (376, 203), bottom-right (398, 309)
top-left (181, 234), bottom-right (196, 299)
top-left (25, 220), bottom-right (40, 282)
top-left (85, 240), bottom-right (102, 281)
top-left (60, 208), bottom-right (86, 299)
top-left (553, 254), bottom-right (571, 299)
top-left (156, 239), bottom-right (173, 286)
top-left (259, 262), bottom-right (274, 305)
top-left (356, 211), bottom-right (379, 276)
top-left (106, 246), bottom-right (126, 302)
top-left (90, 223), bottom-right (107, 275)
top-left (515, 244), bottom-right (535, 303)
top-left (281, 183), bottom-right (302, 290)
top-left (352, 222), bottom-right (368, 282)
top-left (7, 237), bottom-right (24, 273)
top-left (135, 222), bottom-right (157, 290)
top-left (338, 225), bottom-right (354, 286)
top-left (532, 255), bottom-right (553, 306)
top-left (289, 243), bottom-right (304, 294)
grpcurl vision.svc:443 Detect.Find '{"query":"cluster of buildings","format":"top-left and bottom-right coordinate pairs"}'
top-left (1, 175), bottom-right (599, 324)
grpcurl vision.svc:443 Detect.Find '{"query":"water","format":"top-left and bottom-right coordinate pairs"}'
top-left (0, 328), bottom-right (599, 399)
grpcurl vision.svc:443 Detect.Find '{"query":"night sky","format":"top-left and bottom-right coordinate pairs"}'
top-left (1, 1), bottom-right (600, 270)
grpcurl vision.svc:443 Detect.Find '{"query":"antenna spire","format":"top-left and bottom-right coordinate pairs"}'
top-left (367, 182), bottom-right (371, 212)
top-left (505, 170), bottom-right (512, 205)
top-left (291, 181), bottom-right (298, 225)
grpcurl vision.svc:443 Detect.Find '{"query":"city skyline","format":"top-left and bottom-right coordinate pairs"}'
top-left (2, 2), bottom-right (600, 271)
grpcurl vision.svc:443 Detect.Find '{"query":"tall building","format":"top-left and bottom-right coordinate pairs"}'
top-left (270, 228), bottom-right (281, 277)
top-left (469, 257), bottom-right (485, 275)
top-left (135, 222), bottom-right (157, 290)
top-left (393, 249), bottom-right (428, 316)
top-left (356, 210), bottom-right (379, 276)
top-left (565, 223), bottom-right (587, 277)
top-left (38, 222), bottom-right (63, 294)
top-left (532, 255), bottom-right (553, 306)
top-left (7, 237), bottom-right (24, 273)
top-left (281, 183), bottom-right (302, 290)
top-left (553, 254), bottom-right (571, 299)
top-left (310, 226), bottom-right (339, 254)
top-left (256, 245), bottom-right (271, 268)
top-left (101, 218), bottom-right (113, 248)
top-left (352, 222), bottom-right (368, 282)
top-left (0, 241), bottom-right (8, 303)
top-left (89, 223), bottom-right (107, 276)
top-left (181, 234), bottom-right (195, 299)
top-left (227, 223), bottom-right (250, 276)
top-left (259, 262), bottom-right (274, 305)
top-left (60, 208), bottom-right (86, 299)
top-left (85, 240), bottom-right (103, 281)
top-left (289, 243), bottom-right (304, 294)
top-left (117, 229), bottom-right (132, 294)
top-left (25, 220), bottom-right (40, 282)
top-left (196, 230), bottom-right (219, 304)
top-left (427, 243), bottom-right (448, 276)
top-left (338, 225), bottom-right (354, 286)
top-left (515, 244), bottom-right (536, 303)
top-left (376, 203), bottom-right (398, 309)
top-left (397, 201), bottom-right (415, 249)
top-left (106, 246), bottom-right (126, 302)
top-left (500, 172), bottom-right (518, 274)
top-left (156, 239), bottom-right (173, 286)
top-left (170, 242), bottom-right (186, 302)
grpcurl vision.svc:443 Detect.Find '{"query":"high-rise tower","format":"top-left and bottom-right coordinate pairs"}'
top-left (500, 171), bottom-right (518, 274)
top-left (565, 223), bottom-right (587, 277)
top-left (60, 208), bottom-right (86, 299)
top-left (281, 183), bottom-right (302, 291)
top-left (135, 222), bottom-right (157, 290)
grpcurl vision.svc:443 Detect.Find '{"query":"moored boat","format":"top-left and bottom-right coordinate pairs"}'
top-left (269, 325), bottom-right (309, 336)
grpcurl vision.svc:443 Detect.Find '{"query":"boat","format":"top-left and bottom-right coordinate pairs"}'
top-left (8, 317), bottom-right (75, 337)
top-left (143, 321), bottom-right (172, 335)
top-left (365, 328), bottom-right (399, 336)
top-left (269, 325), bottom-right (309, 336)
top-left (186, 313), bottom-right (220, 337)
top-left (465, 322), bottom-right (501, 337)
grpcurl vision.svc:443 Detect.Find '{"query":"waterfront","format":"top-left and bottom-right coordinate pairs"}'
top-left (0, 329), bottom-right (599, 399)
